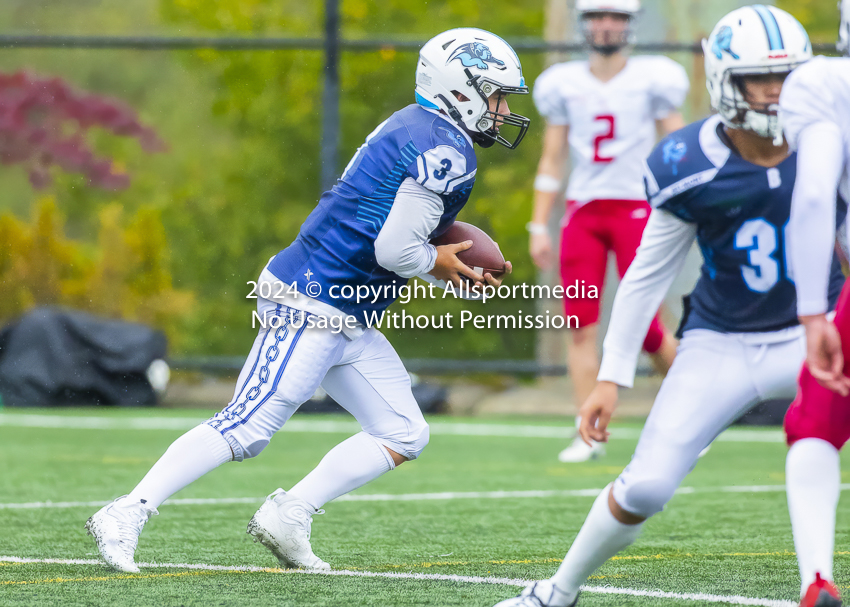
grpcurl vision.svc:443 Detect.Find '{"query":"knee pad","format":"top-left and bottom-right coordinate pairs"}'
top-left (239, 438), bottom-right (270, 460)
top-left (372, 420), bottom-right (429, 462)
top-left (615, 477), bottom-right (678, 519)
top-left (406, 421), bottom-right (430, 460)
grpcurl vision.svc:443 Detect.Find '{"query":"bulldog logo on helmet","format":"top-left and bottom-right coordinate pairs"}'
top-left (447, 42), bottom-right (506, 70)
top-left (711, 26), bottom-right (740, 60)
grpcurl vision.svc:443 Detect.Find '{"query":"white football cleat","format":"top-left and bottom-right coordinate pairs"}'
top-left (84, 496), bottom-right (158, 573)
top-left (493, 580), bottom-right (578, 607)
top-left (557, 437), bottom-right (605, 463)
top-left (247, 488), bottom-right (330, 570)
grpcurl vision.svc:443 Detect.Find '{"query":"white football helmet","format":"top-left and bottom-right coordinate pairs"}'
top-left (703, 5), bottom-right (811, 140)
top-left (576, 0), bottom-right (640, 15)
top-left (839, 0), bottom-right (850, 55)
top-left (577, 0), bottom-right (641, 54)
top-left (415, 28), bottom-right (530, 149)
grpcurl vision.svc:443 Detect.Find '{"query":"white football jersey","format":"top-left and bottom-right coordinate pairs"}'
top-left (780, 56), bottom-right (850, 204)
top-left (533, 55), bottom-right (689, 205)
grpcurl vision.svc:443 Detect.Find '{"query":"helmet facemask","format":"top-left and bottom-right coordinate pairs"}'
top-left (460, 69), bottom-right (530, 149)
top-left (718, 69), bottom-right (791, 140)
top-left (580, 11), bottom-right (635, 55)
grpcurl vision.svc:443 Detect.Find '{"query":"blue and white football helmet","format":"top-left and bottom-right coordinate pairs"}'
top-left (415, 28), bottom-right (530, 149)
top-left (703, 5), bottom-right (811, 140)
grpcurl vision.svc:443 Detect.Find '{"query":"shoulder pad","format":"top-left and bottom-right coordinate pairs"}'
top-left (644, 117), bottom-right (728, 219)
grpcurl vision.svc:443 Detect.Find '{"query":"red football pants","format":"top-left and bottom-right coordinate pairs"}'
top-left (559, 199), bottom-right (665, 353)
top-left (785, 277), bottom-right (850, 449)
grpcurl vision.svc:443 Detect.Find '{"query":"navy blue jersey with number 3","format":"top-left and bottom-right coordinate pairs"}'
top-left (644, 114), bottom-right (845, 334)
top-left (267, 104), bottom-right (477, 322)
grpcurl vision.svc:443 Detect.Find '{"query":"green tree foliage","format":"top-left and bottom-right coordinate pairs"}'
top-left (0, 199), bottom-right (193, 343)
top-left (776, 0), bottom-right (843, 43)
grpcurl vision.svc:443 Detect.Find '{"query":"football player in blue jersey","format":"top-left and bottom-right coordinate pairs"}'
top-left (85, 28), bottom-right (529, 574)
top-left (494, 7), bottom-right (845, 607)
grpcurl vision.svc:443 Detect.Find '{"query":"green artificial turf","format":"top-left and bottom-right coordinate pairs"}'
top-left (1, 409), bottom-right (848, 606)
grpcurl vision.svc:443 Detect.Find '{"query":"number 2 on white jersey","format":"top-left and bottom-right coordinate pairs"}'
top-left (593, 114), bottom-right (615, 163)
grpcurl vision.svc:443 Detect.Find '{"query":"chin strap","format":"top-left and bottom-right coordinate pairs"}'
top-left (435, 92), bottom-right (492, 147)
top-left (434, 94), bottom-right (465, 126)
top-left (470, 131), bottom-right (496, 148)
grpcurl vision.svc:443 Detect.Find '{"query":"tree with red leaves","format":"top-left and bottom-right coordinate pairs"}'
top-left (0, 71), bottom-right (166, 190)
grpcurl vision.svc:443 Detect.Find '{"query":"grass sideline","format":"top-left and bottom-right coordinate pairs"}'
top-left (1, 409), bottom-right (849, 606)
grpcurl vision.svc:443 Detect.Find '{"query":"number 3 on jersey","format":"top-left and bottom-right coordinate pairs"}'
top-left (593, 114), bottom-right (616, 163)
top-left (734, 218), bottom-right (793, 292)
top-left (433, 159), bottom-right (452, 180)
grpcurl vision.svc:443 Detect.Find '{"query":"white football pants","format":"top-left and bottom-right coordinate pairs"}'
top-left (612, 326), bottom-right (805, 518)
top-left (206, 298), bottom-right (429, 462)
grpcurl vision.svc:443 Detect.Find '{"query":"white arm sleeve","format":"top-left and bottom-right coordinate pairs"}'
top-left (597, 209), bottom-right (697, 388)
top-left (374, 177), bottom-right (443, 278)
top-left (788, 122), bottom-right (845, 316)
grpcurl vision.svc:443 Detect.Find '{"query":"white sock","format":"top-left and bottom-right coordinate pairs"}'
top-left (550, 484), bottom-right (643, 603)
top-left (126, 424), bottom-right (233, 509)
top-left (289, 432), bottom-right (394, 510)
top-left (787, 438), bottom-right (840, 594)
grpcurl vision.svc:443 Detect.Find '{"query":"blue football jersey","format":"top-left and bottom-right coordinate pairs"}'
top-left (267, 105), bottom-right (477, 323)
top-left (645, 115), bottom-right (845, 334)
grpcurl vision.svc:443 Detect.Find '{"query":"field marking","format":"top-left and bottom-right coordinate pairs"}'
top-left (5, 483), bottom-right (850, 511)
top-left (0, 556), bottom-right (796, 606)
top-left (0, 413), bottom-right (786, 443)
top-left (370, 550), bottom-right (842, 571)
top-left (1, 570), bottom-right (238, 585)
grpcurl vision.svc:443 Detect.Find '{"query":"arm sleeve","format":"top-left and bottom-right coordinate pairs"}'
top-left (533, 66), bottom-right (570, 126)
top-left (374, 177), bottom-right (443, 278)
top-left (780, 58), bottom-right (836, 152)
top-left (649, 58), bottom-right (690, 120)
top-left (788, 122), bottom-right (846, 316)
top-left (597, 209), bottom-right (697, 388)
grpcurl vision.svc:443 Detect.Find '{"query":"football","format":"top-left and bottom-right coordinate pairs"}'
top-left (430, 221), bottom-right (507, 280)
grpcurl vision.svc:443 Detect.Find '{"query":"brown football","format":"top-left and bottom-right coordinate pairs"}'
top-left (430, 221), bottom-right (506, 279)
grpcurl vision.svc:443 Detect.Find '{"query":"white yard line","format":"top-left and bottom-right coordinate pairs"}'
top-left (0, 556), bottom-right (796, 606)
top-left (0, 413), bottom-right (786, 443)
top-left (4, 484), bottom-right (848, 511)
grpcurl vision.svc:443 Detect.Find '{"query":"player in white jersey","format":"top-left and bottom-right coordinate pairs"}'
top-left (495, 6), bottom-right (822, 606)
top-left (780, 2), bottom-right (850, 605)
top-left (84, 28), bottom-right (526, 575)
top-left (529, 0), bottom-right (687, 462)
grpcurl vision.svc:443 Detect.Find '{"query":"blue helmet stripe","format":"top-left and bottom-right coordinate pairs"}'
top-left (752, 5), bottom-right (785, 50)
top-left (415, 91), bottom-right (439, 109)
